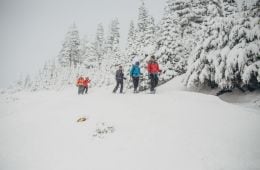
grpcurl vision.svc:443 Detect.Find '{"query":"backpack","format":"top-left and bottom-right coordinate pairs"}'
top-left (131, 65), bottom-right (140, 77)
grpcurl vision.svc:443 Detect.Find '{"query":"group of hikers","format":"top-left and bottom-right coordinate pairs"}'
top-left (76, 77), bottom-right (91, 94)
top-left (76, 55), bottom-right (161, 94)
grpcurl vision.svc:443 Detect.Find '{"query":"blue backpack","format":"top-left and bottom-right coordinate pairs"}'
top-left (130, 65), bottom-right (141, 77)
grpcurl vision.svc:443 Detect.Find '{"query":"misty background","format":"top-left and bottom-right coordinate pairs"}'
top-left (0, 0), bottom-right (165, 88)
top-left (0, 0), bottom-right (256, 88)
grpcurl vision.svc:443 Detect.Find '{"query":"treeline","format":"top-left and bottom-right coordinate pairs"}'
top-left (13, 0), bottom-right (260, 92)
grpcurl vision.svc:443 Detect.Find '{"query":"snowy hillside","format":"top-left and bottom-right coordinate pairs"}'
top-left (0, 77), bottom-right (259, 170)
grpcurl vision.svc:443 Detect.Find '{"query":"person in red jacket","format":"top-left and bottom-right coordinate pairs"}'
top-left (76, 76), bottom-right (84, 95)
top-left (83, 77), bottom-right (91, 94)
top-left (147, 55), bottom-right (161, 93)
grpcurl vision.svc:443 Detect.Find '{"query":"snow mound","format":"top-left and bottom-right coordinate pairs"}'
top-left (0, 78), bottom-right (259, 170)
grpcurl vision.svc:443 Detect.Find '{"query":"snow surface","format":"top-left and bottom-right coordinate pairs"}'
top-left (0, 77), bottom-right (260, 170)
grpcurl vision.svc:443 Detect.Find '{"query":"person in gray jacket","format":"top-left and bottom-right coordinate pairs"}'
top-left (113, 65), bottom-right (126, 93)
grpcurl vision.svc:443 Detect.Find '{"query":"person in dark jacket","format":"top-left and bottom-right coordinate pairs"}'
top-left (113, 66), bottom-right (126, 93)
top-left (130, 61), bottom-right (142, 93)
top-left (147, 56), bottom-right (161, 93)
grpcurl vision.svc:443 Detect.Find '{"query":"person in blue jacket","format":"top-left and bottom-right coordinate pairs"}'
top-left (130, 61), bottom-right (142, 93)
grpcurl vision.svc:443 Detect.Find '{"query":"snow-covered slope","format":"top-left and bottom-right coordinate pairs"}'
top-left (0, 78), bottom-right (260, 170)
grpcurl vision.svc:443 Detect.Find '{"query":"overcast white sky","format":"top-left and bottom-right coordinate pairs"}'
top-left (0, 0), bottom-right (166, 88)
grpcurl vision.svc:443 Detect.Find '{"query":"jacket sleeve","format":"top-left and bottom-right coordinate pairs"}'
top-left (147, 63), bottom-right (151, 73)
top-left (115, 71), bottom-right (119, 79)
top-left (130, 66), bottom-right (134, 76)
top-left (138, 67), bottom-right (141, 75)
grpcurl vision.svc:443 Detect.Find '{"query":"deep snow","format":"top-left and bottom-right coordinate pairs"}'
top-left (0, 77), bottom-right (260, 170)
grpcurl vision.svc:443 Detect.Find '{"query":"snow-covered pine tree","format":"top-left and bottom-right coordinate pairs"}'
top-left (41, 61), bottom-right (53, 89)
top-left (78, 32), bottom-right (102, 87)
top-left (80, 36), bottom-right (98, 69)
top-left (15, 74), bottom-right (32, 92)
top-left (184, 4), bottom-right (260, 90)
top-left (238, 2), bottom-right (260, 89)
top-left (143, 15), bottom-right (156, 55)
top-left (137, 0), bottom-right (149, 33)
top-left (93, 23), bottom-right (105, 68)
top-left (222, 0), bottom-right (238, 17)
top-left (154, 0), bottom-right (228, 84)
top-left (250, 0), bottom-right (260, 17)
top-left (100, 18), bottom-right (124, 86)
top-left (155, 0), bottom-right (192, 82)
top-left (58, 23), bottom-right (81, 68)
top-left (134, 0), bottom-right (150, 59)
top-left (29, 59), bottom-right (58, 91)
top-left (126, 20), bottom-right (136, 58)
top-left (80, 35), bottom-right (90, 62)
top-left (23, 75), bottom-right (32, 89)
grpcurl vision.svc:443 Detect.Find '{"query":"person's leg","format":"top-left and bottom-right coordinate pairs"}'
top-left (134, 77), bottom-right (139, 92)
top-left (78, 86), bottom-right (81, 95)
top-left (150, 74), bottom-right (155, 91)
top-left (136, 77), bottom-right (139, 91)
top-left (154, 74), bottom-right (159, 87)
top-left (81, 86), bottom-right (85, 94)
top-left (133, 77), bottom-right (137, 91)
top-left (120, 80), bottom-right (123, 93)
top-left (113, 81), bottom-right (119, 93)
top-left (85, 87), bottom-right (88, 94)
top-left (132, 78), bottom-right (136, 91)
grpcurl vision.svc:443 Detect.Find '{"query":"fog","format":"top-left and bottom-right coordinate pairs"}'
top-left (0, 0), bottom-right (165, 88)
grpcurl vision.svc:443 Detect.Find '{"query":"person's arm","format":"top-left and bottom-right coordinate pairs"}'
top-left (121, 73), bottom-right (126, 80)
top-left (130, 66), bottom-right (134, 77)
top-left (157, 63), bottom-right (162, 73)
top-left (138, 67), bottom-right (142, 76)
top-left (147, 63), bottom-right (151, 73)
top-left (115, 71), bottom-right (119, 79)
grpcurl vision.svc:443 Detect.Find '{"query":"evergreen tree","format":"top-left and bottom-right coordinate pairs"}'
top-left (94, 23), bottom-right (105, 67)
top-left (184, 9), bottom-right (260, 89)
top-left (80, 36), bottom-right (98, 69)
top-left (106, 18), bottom-right (120, 53)
top-left (137, 0), bottom-right (149, 33)
top-left (100, 18), bottom-right (123, 86)
top-left (134, 0), bottom-right (153, 58)
top-left (126, 20), bottom-right (136, 58)
top-left (155, 0), bottom-right (191, 81)
top-left (222, 0), bottom-right (238, 17)
top-left (58, 23), bottom-right (81, 68)
top-left (250, 0), bottom-right (260, 17)
top-left (143, 15), bottom-right (156, 55)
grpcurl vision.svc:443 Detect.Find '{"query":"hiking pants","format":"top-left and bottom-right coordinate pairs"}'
top-left (132, 77), bottom-right (139, 91)
top-left (78, 85), bottom-right (84, 95)
top-left (150, 74), bottom-right (158, 91)
top-left (83, 87), bottom-right (88, 94)
top-left (113, 79), bottom-right (123, 93)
